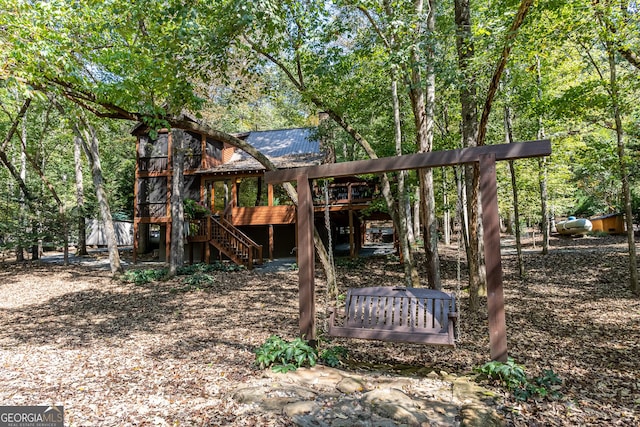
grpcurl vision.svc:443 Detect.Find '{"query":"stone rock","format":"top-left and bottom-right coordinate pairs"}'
top-left (283, 400), bottom-right (319, 417)
top-left (426, 371), bottom-right (440, 379)
top-left (460, 403), bottom-right (504, 427)
top-left (273, 365), bottom-right (345, 390)
top-left (232, 366), bottom-right (501, 427)
top-left (363, 388), bottom-right (428, 426)
top-left (231, 384), bottom-right (316, 409)
top-left (336, 376), bottom-right (366, 393)
top-left (363, 388), bottom-right (418, 407)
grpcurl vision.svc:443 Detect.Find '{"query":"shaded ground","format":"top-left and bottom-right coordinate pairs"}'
top-left (0, 234), bottom-right (638, 425)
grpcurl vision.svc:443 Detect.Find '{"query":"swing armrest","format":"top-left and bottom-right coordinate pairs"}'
top-left (328, 305), bottom-right (346, 328)
top-left (448, 311), bottom-right (459, 320)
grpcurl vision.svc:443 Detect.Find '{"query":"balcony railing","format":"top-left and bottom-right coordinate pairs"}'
top-left (313, 182), bottom-right (375, 205)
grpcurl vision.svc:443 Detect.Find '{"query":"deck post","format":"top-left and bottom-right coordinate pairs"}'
top-left (479, 154), bottom-right (508, 362)
top-left (268, 224), bottom-right (274, 260)
top-left (349, 209), bottom-right (355, 259)
top-left (297, 174), bottom-right (316, 344)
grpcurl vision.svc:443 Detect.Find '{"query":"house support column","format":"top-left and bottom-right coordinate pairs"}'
top-left (297, 174), bottom-right (316, 345)
top-left (479, 154), bottom-right (508, 362)
top-left (349, 209), bottom-right (356, 259)
top-left (269, 225), bottom-right (274, 260)
top-left (133, 220), bottom-right (139, 264)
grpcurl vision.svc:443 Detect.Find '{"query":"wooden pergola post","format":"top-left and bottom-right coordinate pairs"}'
top-left (479, 154), bottom-right (508, 362)
top-left (265, 140), bottom-right (551, 361)
top-left (297, 174), bottom-right (316, 344)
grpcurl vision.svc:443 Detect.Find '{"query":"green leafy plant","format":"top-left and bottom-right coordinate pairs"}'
top-left (121, 262), bottom-right (243, 289)
top-left (335, 257), bottom-right (366, 269)
top-left (120, 268), bottom-right (168, 285)
top-left (171, 273), bottom-right (216, 293)
top-left (183, 198), bottom-right (210, 219)
top-left (177, 262), bottom-right (243, 275)
top-left (475, 358), bottom-right (562, 401)
top-left (320, 345), bottom-right (348, 367)
top-left (254, 335), bottom-right (317, 373)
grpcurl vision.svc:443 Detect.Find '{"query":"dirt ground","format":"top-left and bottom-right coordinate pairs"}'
top-left (0, 234), bottom-right (639, 426)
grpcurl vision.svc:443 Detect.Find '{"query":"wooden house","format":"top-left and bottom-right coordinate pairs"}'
top-left (590, 213), bottom-right (625, 234)
top-left (132, 125), bottom-right (384, 268)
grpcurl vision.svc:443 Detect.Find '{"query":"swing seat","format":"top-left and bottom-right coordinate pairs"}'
top-left (328, 287), bottom-right (458, 346)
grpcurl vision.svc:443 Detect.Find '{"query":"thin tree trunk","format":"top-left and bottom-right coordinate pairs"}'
top-left (169, 130), bottom-right (186, 277)
top-left (410, 0), bottom-right (440, 289)
top-left (18, 112), bottom-right (28, 262)
top-left (392, 74), bottom-right (419, 287)
top-left (442, 167), bottom-right (450, 246)
top-left (535, 55), bottom-right (550, 255)
top-left (74, 135), bottom-right (88, 256)
top-left (74, 120), bottom-right (123, 275)
top-left (455, 0), bottom-right (481, 309)
top-left (508, 158), bottom-right (524, 278)
top-left (503, 75), bottom-right (524, 278)
top-left (607, 42), bottom-right (638, 295)
top-left (413, 187), bottom-right (421, 241)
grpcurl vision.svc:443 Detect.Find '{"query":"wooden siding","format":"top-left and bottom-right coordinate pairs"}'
top-left (230, 205), bottom-right (296, 226)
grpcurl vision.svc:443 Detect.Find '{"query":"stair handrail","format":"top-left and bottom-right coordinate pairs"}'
top-left (210, 215), bottom-right (263, 265)
top-left (219, 217), bottom-right (261, 249)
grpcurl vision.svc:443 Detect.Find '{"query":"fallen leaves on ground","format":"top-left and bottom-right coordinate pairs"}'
top-left (0, 234), bottom-right (638, 426)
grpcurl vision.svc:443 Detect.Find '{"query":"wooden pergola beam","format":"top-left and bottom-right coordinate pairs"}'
top-left (264, 140), bottom-right (551, 361)
top-left (265, 140), bottom-right (550, 183)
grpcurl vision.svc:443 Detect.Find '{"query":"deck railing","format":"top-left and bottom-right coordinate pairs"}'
top-left (314, 182), bottom-right (375, 205)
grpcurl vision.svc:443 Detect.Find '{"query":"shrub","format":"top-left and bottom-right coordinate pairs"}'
top-left (254, 335), bottom-right (317, 373)
top-left (120, 268), bottom-right (168, 285)
top-left (475, 358), bottom-right (562, 401)
top-left (319, 345), bottom-right (348, 367)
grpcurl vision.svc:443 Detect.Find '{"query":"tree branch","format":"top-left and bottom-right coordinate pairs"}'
top-left (476, 0), bottom-right (534, 146)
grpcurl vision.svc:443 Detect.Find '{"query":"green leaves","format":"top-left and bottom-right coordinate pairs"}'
top-left (254, 335), bottom-right (318, 372)
top-left (475, 358), bottom-right (562, 401)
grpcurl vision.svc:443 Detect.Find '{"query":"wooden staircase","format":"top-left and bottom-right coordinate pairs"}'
top-left (187, 216), bottom-right (263, 269)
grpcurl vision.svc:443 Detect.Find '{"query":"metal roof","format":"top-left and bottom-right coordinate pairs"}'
top-left (240, 128), bottom-right (319, 158)
top-left (197, 127), bottom-right (323, 175)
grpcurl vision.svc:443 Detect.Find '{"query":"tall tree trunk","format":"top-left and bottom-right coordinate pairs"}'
top-left (74, 120), bottom-right (123, 275)
top-left (169, 130), bottom-right (186, 277)
top-left (607, 42), bottom-right (638, 295)
top-left (535, 55), bottom-right (550, 255)
top-left (442, 167), bottom-right (450, 246)
top-left (413, 187), bottom-right (421, 241)
top-left (74, 135), bottom-right (88, 256)
top-left (392, 74), bottom-right (419, 287)
top-left (18, 112), bottom-right (27, 262)
top-left (410, 0), bottom-right (440, 289)
top-left (503, 74), bottom-right (524, 278)
top-left (508, 158), bottom-right (524, 278)
top-left (455, 0), bottom-right (481, 309)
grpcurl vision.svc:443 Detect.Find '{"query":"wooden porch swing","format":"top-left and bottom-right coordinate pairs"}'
top-left (265, 140), bottom-right (551, 361)
top-left (318, 181), bottom-right (458, 347)
top-left (328, 286), bottom-right (458, 346)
